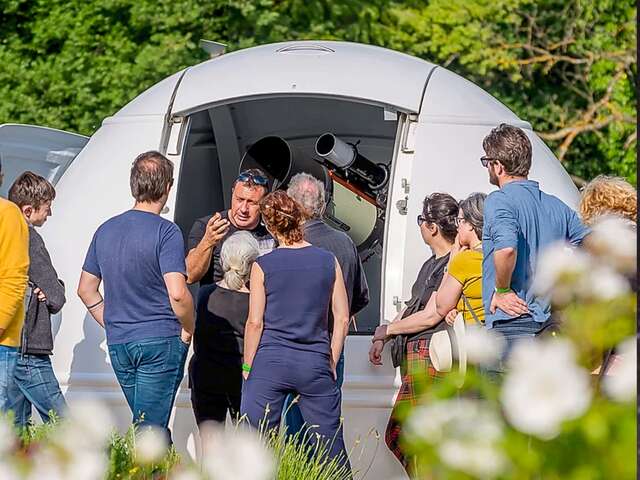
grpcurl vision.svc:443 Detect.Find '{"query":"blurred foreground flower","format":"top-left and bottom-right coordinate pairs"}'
top-left (56, 399), bottom-right (114, 449)
top-left (407, 399), bottom-right (507, 478)
top-left (532, 243), bottom-right (591, 304)
top-left (501, 339), bottom-right (592, 439)
top-left (135, 427), bottom-right (168, 464)
top-left (0, 415), bottom-right (17, 457)
top-left (199, 422), bottom-right (274, 480)
top-left (585, 216), bottom-right (636, 273)
top-left (462, 325), bottom-right (505, 367)
top-left (533, 242), bottom-right (629, 305)
top-left (602, 336), bottom-right (637, 402)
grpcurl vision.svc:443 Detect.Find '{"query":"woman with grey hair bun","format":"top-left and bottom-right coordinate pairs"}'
top-left (189, 231), bottom-right (260, 427)
top-left (435, 192), bottom-right (487, 326)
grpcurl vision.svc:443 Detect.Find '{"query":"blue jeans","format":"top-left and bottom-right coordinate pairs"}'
top-left (9, 354), bottom-right (67, 426)
top-left (283, 350), bottom-right (345, 437)
top-left (108, 336), bottom-right (188, 439)
top-left (0, 346), bottom-right (19, 412)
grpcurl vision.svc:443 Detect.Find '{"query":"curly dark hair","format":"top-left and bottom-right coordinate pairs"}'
top-left (259, 190), bottom-right (304, 244)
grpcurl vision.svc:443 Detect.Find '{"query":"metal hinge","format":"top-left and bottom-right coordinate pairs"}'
top-left (401, 178), bottom-right (410, 194)
top-left (396, 197), bottom-right (408, 215)
top-left (392, 296), bottom-right (403, 312)
top-left (400, 114), bottom-right (418, 153)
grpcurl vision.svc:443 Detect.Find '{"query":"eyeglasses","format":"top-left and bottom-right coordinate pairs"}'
top-left (454, 216), bottom-right (466, 227)
top-left (237, 171), bottom-right (269, 186)
top-left (480, 156), bottom-right (499, 168)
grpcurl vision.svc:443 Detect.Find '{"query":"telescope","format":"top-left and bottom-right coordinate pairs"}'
top-left (314, 132), bottom-right (389, 208)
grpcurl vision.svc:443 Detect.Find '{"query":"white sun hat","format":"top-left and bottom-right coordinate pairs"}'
top-left (429, 312), bottom-right (467, 376)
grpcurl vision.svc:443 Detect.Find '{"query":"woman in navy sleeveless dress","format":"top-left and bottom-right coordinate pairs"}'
top-left (240, 191), bottom-right (350, 466)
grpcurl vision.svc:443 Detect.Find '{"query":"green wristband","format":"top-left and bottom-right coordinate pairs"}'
top-left (242, 363), bottom-right (252, 373)
top-left (495, 287), bottom-right (511, 294)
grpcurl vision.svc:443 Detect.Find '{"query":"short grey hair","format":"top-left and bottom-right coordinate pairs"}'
top-left (220, 231), bottom-right (260, 291)
top-left (459, 192), bottom-right (487, 239)
top-left (482, 123), bottom-right (532, 177)
top-left (286, 172), bottom-right (325, 219)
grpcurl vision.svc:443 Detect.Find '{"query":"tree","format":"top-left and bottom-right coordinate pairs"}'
top-left (0, 0), bottom-right (635, 183)
top-left (373, 0), bottom-right (637, 184)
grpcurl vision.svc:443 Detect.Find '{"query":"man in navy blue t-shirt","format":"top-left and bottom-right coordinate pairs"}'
top-left (78, 151), bottom-right (194, 439)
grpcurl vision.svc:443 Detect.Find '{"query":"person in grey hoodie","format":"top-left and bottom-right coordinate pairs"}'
top-left (8, 171), bottom-right (67, 426)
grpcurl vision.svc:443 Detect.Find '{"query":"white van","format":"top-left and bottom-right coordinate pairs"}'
top-left (0, 41), bottom-right (579, 479)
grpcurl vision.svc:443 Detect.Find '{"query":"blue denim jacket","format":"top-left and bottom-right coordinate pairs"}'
top-left (482, 180), bottom-right (588, 328)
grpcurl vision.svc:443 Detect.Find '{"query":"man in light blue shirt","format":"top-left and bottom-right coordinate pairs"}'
top-left (480, 124), bottom-right (588, 360)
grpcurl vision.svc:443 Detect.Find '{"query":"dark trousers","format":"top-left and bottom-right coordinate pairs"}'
top-left (108, 336), bottom-right (188, 440)
top-left (283, 350), bottom-right (345, 437)
top-left (9, 354), bottom-right (67, 426)
top-left (241, 346), bottom-right (350, 467)
top-left (189, 354), bottom-right (242, 426)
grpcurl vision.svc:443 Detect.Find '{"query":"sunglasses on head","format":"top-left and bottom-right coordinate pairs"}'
top-left (237, 171), bottom-right (269, 186)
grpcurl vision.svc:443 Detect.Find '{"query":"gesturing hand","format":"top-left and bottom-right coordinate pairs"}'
top-left (203, 212), bottom-right (230, 248)
top-left (490, 291), bottom-right (529, 317)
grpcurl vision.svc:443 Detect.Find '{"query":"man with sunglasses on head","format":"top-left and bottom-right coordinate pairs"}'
top-left (480, 124), bottom-right (588, 372)
top-left (186, 169), bottom-right (275, 286)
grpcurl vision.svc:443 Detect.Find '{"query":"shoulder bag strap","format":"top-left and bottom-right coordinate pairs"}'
top-left (461, 293), bottom-right (481, 325)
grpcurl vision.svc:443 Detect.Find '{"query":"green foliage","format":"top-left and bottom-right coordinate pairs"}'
top-left (105, 426), bottom-right (181, 480)
top-left (0, 0), bottom-right (635, 182)
top-left (264, 426), bottom-right (353, 480)
top-left (15, 416), bottom-right (359, 479)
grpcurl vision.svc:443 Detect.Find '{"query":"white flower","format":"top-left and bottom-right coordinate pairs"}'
top-left (0, 416), bottom-right (17, 457)
top-left (586, 215), bottom-right (637, 273)
top-left (501, 339), bottom-right (592, 439)
top-left (60, 399), bottom-right (114, 448)
top-left (579, 265), bottom-right (629, 300)
top-left (200, 422), bottom-right (274, 480)
top-left (407, 399), bottom-right (507, 478)
top-left (533, 242), bottom-right (592, 304)
top-left (65, 451), bottom-right (108, 480)
top-left (439, 440), bottom-right (507, 479)
top-left (135, 427), bottom-right (168, 464)
top-left (462, 326), bottom-right (505, 367)
top-left (171, 469), bottom-right (203, 480)
top-left (0, 460), bottom-right (21, 480)
top-left (26, 448), bottom-right (67, 480)
top-left (603, 337), bottom-right (637, 402)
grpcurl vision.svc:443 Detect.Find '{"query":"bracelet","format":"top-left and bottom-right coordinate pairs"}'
top-left (242, 363), bottom-right (252, 373)
top-left (495, 287), bottom-right (511, 294)
top-left (87, 299), bottom-right (104, 310)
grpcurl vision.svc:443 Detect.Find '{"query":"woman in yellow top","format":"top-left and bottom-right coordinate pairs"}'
top-left (436, 192), bottom-right (486, 325)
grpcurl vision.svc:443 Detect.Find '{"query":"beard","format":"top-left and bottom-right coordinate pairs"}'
top-left (488, 167), bottom-right (499, 186)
